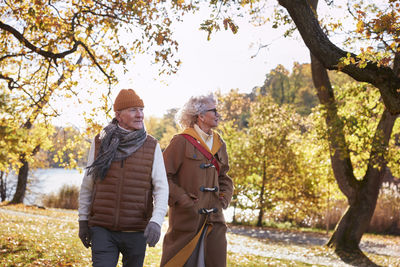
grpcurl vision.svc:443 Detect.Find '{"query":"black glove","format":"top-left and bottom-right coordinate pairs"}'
top-left (144, 221), bottom-right (161, 247)
top-left (78, 220), bottom-right (91, 248)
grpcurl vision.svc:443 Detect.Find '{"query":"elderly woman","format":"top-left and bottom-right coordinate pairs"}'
top-left (160, 94), bottom-right (233, 267)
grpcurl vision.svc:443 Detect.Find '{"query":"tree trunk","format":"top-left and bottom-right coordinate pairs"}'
top-left (257, 160), bottom-right (267, 227)
top-left (325, 184), bottom-right (330, 234)
top-left (327, 183), bottom-right (380, 251)
top-left (310, 52), bottom-right (359, 201)
top-left (319, 91), bottom-right (397, 252)
top-left (328, 107), bottom-right (397, 249)
top-left (10, 143), bottom-right (41, 204)
top-left (311, 46), bottom-right (398, 252)
top-left (232, 202), bottom-right (237, 224)
top-left (10, 157), bottom-right (29, 204)
top-left (0, 171), bottom-right (6, 201)
top-left (308, 0), bottom-right (398, 252)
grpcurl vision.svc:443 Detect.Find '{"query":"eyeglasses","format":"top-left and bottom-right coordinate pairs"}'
top-left (205, 108), bottom-right (218, 115)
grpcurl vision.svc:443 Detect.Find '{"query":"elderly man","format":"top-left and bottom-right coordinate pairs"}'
top-left (161, 94), bottom-right (233, 267)
top-left (78, 89), bottom-right (168, 267)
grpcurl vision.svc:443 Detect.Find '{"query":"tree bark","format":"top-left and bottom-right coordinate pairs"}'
top-left (327, 189), bottom-right (377, 252)
top-left (0, 171), bottom-right (6, 202)
top-left (257, 160), bottom-right (267, 227)
top-left (310, 52), bottom-right (359, 203)
top-left (278, 0), bottom-right (400, 115)
top-left (232, 202), bottom-right (237, 224)
top-left (326, 109), bottom-right (397, 251)
top-left (308, 0), bottom-right (398, 252)
top-left (10, 157), bottom-right (29, 204)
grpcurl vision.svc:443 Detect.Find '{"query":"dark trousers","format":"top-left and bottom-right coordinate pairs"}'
top-left (90, 226), bottom-right (147, 267)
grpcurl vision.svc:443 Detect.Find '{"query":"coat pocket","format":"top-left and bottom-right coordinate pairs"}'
top-left (170, 202), bottom-right (199, 232)
top-left (185, 142), bottom-right (202, 160)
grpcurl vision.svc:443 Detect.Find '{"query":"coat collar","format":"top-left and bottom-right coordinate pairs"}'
top-left (181, 127), bottom-right (222, 155)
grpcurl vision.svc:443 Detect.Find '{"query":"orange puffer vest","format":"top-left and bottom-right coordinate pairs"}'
top-left (88, 134), bottom-right (157, 231)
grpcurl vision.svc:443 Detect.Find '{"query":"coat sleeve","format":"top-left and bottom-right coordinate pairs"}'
top-left (217, 141), bottom-right (233, 208)
top-left (162, 135), bottom-right (188, 206)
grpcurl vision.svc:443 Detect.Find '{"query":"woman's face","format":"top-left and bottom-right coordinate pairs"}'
top-left (199, 102), bottom-right (219, 129)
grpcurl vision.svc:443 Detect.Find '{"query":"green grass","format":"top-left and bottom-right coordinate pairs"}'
top-left (1, 204), bottom-right (399, 267)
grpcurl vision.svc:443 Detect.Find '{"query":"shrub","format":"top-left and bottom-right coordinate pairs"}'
top-left (231, 182), bottom-right (400, 235)
top-left (369, 183), bottom-right (400, 235)
top-left (42, 184), bottom-right (79, 209)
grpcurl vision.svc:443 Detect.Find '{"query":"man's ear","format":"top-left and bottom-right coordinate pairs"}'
top-left (115, 111), bottom-right (121, 122)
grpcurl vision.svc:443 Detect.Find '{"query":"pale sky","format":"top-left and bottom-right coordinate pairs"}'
top-left (121, 12), bottom-right (310, 115)
top-left (54, 2), bottom-right (346, 128)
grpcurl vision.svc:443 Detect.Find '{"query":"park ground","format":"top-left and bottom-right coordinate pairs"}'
top-left (1, 204), bottom-right (400, 266)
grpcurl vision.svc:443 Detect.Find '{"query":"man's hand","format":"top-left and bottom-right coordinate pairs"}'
top-left (78, 220), bottom-right (91, 248)
top-left (144, 221), bottom-right (161, 247)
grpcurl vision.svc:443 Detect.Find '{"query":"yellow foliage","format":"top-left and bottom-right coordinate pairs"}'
top-left (356, 20), bottom-right (364, 33)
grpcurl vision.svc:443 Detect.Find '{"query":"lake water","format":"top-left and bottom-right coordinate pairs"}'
top-left (34, 168), bottom-right (84, 192)
top-left (23, 168), bottom-right (84, 205)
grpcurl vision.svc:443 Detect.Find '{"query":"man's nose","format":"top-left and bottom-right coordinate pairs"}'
top-left (136, 110), bottom-right (144, 117)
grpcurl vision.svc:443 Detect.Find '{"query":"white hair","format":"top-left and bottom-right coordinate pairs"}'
top-left (176, 93), bottom-right (217, 128)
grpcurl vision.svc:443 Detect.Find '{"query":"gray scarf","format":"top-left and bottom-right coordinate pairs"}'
top-left (87, 118), bottom-right (147, 180)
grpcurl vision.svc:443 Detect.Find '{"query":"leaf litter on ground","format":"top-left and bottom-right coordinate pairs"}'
top-left (1, 205), bottom-right (400, 266)
top-left (227, 224), bottom-right (400, 266)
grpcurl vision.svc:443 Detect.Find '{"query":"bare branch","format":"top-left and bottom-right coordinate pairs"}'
top-left (0, 72), bottom-right (18, 89)
top-left (0, 21), bottom-right (80, 63)
top-left (0, 53), bottom-right (27, 62)
top-left (84, 10), bottom-right (131, 24)
top-left (79, 42), bottom-right (113, 85)
top-left (251, 43), bottom-right (271, 59)
top-left (48, 0), bottom-right (64, 20)
top-left (278, 0), bottom-right (400, 115)
top-left (23, 55), bottom-right (84, 128)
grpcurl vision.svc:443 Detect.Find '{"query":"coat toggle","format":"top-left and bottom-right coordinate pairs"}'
top-left (199, 185), bottom-right (218, 192)
top-left (198, 207), bottom-right (218, 214)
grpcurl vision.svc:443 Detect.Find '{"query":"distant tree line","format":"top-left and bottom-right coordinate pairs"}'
top-left (37, 126), bottom-right (90, 169)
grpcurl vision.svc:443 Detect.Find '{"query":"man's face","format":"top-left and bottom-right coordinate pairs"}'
top-left (115, 107), bottom-right (144, 131)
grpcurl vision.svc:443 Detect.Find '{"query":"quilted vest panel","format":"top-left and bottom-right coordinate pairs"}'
top-left (89, 134), bottom-right (157, 231)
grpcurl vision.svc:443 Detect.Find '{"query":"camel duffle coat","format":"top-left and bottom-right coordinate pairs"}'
top-left (160, 128), bottom-right (233, 267)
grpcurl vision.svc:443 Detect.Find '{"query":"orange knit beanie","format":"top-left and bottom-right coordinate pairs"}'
top-left (113, 89), bottom-right (144, 111)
